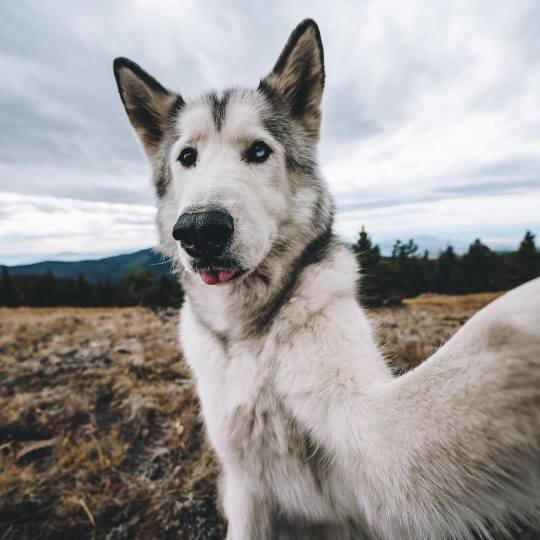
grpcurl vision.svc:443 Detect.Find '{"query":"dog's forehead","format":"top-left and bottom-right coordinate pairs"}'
top-left (176, 90), bottom-right (271, 142)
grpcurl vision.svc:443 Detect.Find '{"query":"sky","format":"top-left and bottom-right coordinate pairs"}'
top-left (1, 0), bottom-right (540, 264)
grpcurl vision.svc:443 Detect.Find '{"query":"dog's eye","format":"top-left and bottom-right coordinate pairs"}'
top-left (178, 147), bottom-right (197, 167)
top-left (245, 141), bottom-right (272, 164)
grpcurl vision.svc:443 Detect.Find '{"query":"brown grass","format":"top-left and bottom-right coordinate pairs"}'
top-left (373, 292), bottom-right (503, 373)
top-left (0, 308), bottom-right (223, 539)
top-left (1, 292), bottom-right (530, 539)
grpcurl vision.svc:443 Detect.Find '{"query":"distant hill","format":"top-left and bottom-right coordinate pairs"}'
top-left (5, 248), bottom-right (174, 283)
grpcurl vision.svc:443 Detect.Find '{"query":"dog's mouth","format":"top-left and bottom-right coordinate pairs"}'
top-left (191, 257), bottom-right (243, 286)
top-left (198, 269), bottom-right (236, 285)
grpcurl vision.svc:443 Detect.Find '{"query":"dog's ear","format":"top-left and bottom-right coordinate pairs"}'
top-left (113, 57), bottom-right (183, 159)
top-left (260, 19), bottom-right (324, 140)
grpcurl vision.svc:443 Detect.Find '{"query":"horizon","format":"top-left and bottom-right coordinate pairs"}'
top-left (2, 229), bottom-right (535, 267)
top-left (1, 1), bottom-right (540, 263)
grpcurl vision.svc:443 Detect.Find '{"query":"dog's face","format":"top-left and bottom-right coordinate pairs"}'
top-left (114, 20), bottom-right (326, 286)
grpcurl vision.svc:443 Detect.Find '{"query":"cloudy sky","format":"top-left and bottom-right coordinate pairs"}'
top-left (1, 0), bottom-right (540, 264)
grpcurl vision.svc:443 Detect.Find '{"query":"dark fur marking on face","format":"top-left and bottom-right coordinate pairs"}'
top-left (153, 163), bottom-right (169, 198)
top-left (152, 121), bottom-right (182, 198)
top-left (169, 95), bottom-right (186, 118)
top-left (258, 86), bottom-right (317, 176)
top-left (250, 222), bottom-right (335, 335)
top-left (208, 90), bottom-right (232, 132)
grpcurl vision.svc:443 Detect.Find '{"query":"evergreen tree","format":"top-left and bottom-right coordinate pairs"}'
top-left (37, 270), bottom-right (58, 306)
top-left (76, 273), bottom-right (93, 307)
top-left (515, 230), bottom-right (539, 284)
top-left (155, 274), bottom-right (184, 308)
top-left (0, 267), bottom-right (19, 306)
top-left (434, 246), bottom-right (461, 294)
top-left (352, 227), bottom-right (383, 306)
top-left (61, 277), bottom-right (78, 307)
top-left (121, 269), bottom-right (158, 306)
top-left (97, 279), bottom-right (114, 307)
top-left (352, 227), bottom-right (381, 269)
top-left (389, 239), bottom-right (428, 297)
top-left (461, 239), bottom-right (497, 293)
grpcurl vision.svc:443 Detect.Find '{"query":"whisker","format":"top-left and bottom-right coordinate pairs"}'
top-left (148, 259), bottom-right (173, 267)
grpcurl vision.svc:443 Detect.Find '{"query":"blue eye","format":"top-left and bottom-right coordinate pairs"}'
top-left (245, 141), bottom-right (272, 164)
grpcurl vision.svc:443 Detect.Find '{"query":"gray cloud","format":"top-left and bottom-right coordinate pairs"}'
top-left (1, 0), bottom-right (540, 262)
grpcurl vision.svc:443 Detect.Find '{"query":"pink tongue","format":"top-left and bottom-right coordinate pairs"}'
top-left (200, 272), bottom-right (219, 285)
top-left (218, 270), bottom-right (235, 282)
top-left (200, 270), bottom-right (235, 285)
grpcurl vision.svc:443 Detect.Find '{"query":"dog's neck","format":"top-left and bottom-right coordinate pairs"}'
top-left (181, 215), bottom-right (339, 342)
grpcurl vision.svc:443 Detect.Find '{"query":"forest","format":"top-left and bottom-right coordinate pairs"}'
top-left (353, 229), bottom-right (539, 306)
top-left (1, 230), bottom-right (538, 308)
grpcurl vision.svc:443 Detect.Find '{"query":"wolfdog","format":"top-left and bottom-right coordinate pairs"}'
top-left (114, 19), bottom-right (540, 539)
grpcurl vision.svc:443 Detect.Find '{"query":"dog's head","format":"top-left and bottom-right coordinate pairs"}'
top-left (114, 19), bottom-right (330, 286)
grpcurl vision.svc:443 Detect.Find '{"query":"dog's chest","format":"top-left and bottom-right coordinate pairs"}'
top-left (195, 339), bottom-right (315, 472)
top-left (217, 371), bottom-right (342, 519)
top-left (181, 313), bottom-right (346, 519)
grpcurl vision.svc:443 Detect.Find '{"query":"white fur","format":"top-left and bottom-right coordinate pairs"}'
top-left (181, 246), bottom-right (540, 539)
top-left (157, 81), bottom-right (539, 540)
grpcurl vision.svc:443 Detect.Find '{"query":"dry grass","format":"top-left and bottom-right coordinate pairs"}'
top-left (0, 292), bottom-right (533, 539)
top-left (0, 308), bottom-right (223, 539)
top-left (373, 292), bottom-right (504, 373)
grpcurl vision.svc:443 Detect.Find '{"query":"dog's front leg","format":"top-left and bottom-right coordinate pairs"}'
top-left (223, 472), bottom-right (272, 540)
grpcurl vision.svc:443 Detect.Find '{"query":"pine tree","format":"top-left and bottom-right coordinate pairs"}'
top-left (97, 279), bottom-right (114, 307)
top-left (121, 270), bottom-right (157, 306)
top-left (515, 230), bottom-right (539, 284)
top-left (352, 227), bottom-right (383, 306)
top-left (76, 273), bottom-right (93, 307)
top-left (352, 227), bottom-right (381, 269)
top-left (155, 274), bottom-right (184, 308)
top-left (389, 239), bottom-right (428, 298)
top-left (0, 267), bottom-right (19, 306)
top-left (434, 246), bottom-right (461, 294)
top-left (38, 270), bottom-right (58, 306)
top-left (461, 239), bottom-right (497, 293)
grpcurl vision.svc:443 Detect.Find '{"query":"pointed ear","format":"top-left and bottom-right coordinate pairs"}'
top-left (260, 19), bottom-right (325, 140)
top-left (113, 57), bottom-right (184, 159)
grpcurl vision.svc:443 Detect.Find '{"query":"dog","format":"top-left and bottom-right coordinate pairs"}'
top-left (114, 19), bottom-right (540, 539)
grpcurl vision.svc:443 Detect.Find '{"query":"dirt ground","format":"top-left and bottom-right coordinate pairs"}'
top-left (0, 292), bottom-right (537, 539)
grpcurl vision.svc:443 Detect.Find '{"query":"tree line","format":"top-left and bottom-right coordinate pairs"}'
top-left (353, 230), bottom-right (540, 306)
top-left (0, 269), bottom-right (183, 308)
top-left (0, 231), bottom-right (538, 308)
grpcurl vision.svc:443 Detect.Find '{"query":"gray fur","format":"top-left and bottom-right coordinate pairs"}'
top-left (249, 225), bottom-right (335, 335)
top-left (258, 85), bottom-right (320, 177)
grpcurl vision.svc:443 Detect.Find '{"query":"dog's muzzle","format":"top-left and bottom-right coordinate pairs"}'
top-left (172, 210), bottom-right (234, 258)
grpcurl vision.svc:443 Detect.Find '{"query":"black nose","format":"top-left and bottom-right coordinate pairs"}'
top-left (172, 211), bottom-right (234, 258)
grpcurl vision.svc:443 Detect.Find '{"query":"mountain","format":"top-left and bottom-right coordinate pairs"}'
top-left (4, 248), bottom-right (174, 283)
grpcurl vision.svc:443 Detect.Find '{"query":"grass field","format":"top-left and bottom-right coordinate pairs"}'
top-left (1, 292), bottom-right (536, 539)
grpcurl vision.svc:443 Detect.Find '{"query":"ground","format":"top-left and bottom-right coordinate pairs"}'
top-left (0, 293), bottom-right (537, 539)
